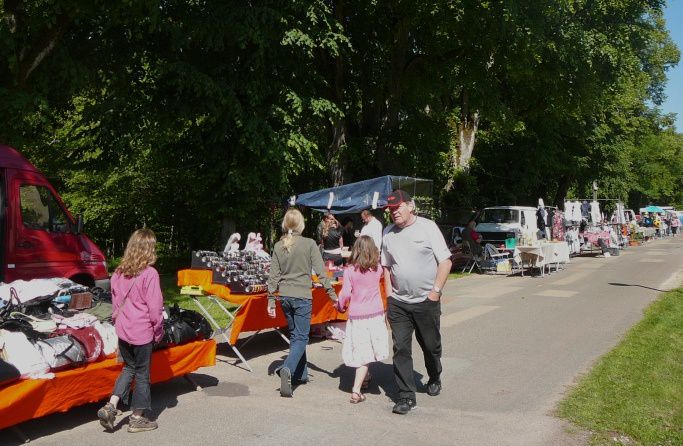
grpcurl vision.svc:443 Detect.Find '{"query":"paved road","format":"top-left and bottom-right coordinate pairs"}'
top-left (5, 237), bottom-right (683, 446)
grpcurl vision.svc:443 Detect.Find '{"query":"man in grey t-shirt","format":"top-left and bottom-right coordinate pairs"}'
top-left (381, 190), bottom-right (452, 415)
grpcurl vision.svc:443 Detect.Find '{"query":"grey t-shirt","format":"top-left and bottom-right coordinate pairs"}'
top-left (381, 216), bottom-right (451, 303)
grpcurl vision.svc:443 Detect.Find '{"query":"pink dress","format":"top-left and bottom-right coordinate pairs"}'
top-left (337, 265), bottom-right (389, 367)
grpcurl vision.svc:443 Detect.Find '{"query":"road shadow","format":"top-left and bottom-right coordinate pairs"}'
top-left (0, 373), bottom-right (217, 445)
top-left (327, 362), bottom-right (426, 403)
top-left (608, 282), bottom-right (668, 292)
top-left (214, 330), bottom-right (290, 370)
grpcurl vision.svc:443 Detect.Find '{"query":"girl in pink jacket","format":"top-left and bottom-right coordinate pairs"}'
top-left (97, 228), bottom-right (164, 433)
top-left (336, 236), bottom-right (389, 403)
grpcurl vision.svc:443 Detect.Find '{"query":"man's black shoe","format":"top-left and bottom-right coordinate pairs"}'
top-left (427, 381), bottom-right (442, 396)
top-left (392, 398), bottom-right (417, 414)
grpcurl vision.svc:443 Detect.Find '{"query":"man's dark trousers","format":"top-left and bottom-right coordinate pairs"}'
top-left (387, 296), bottom-right (442, 401)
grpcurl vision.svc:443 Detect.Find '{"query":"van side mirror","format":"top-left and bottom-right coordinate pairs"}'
top-left (75, 215), bottom-right (84, 234)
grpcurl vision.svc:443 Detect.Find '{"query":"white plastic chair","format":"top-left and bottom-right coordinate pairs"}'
top-left (483, 244), bottom-right (513, 274)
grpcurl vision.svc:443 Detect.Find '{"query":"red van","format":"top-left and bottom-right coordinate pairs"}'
top-left (0, 145), bottom-right (109, 289)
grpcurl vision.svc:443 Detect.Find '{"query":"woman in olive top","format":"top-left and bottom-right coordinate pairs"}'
top-left (267, 208), bottom-right (338, 397)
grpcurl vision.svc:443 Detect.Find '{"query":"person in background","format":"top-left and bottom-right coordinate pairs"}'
top-left (670, 212), bottom-right (680, 236)
top-left (653, 214), bottom-right (662, 237)
top-left (97, 228), bottom-right (164, 433)
top-left (461, 219), bottom-right (483, 256)
top-left (267, 208), bottom-right (338, 397)
top-left (335, 235), bottom-right (388, 404)
top-left (321, 214), bottom-right (344, 265)
top-left (316, 213), bottom-right (333, 246)
top-left (360, 209), bottom-right (383, 250)
top-left (381, 190), bottom-right (452, 415)
top-left (341, 217), bottom-right (356, 248)
top-left (663, 213), bottom-right (672, 237)
top-left (642, 212), bottom-right (653, 228)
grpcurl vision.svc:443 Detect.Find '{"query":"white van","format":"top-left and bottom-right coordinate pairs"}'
top-left (475, 206), bottom-right (538, 244)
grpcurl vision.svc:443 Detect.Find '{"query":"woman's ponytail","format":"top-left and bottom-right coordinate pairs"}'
top-left (281, 210), bottom-right (305, 252)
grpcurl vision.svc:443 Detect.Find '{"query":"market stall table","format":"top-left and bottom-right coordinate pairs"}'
top-left (0, 339), bottom-right (216, 433)
top-left (177, 269), bottom-right (350, 372)
top-left (514, 242), bottom-right (570, 277)
top-left (581, 231), bottom-right (612, 252)
top-left (636, 227), bottom-right (657, 240)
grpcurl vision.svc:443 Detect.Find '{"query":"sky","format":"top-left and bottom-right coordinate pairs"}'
top-left (662, 1), bottom-right (683, 131)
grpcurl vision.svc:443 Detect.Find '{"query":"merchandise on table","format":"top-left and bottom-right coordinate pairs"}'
top-left (191, 250), bottom-right (270, 294)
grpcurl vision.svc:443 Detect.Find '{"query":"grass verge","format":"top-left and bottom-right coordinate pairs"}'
top-left (557, 287), bottom-right (683, 446)
top-left (160, 273), bottom-right (236, 328)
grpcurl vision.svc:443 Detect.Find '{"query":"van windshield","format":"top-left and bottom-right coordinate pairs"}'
top-left (479, 209), bottom-right (520, 224)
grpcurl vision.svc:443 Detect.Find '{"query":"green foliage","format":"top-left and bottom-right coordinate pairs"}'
top-left (0, 0), bottom-right (680, 255)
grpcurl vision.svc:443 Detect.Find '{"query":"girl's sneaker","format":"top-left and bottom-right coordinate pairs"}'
top-left (97, 403), bottom-right (117, 430)
top-left (127, 415), bottom-right (158, 433)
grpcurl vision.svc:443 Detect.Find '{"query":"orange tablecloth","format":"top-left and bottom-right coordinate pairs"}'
top-left (177, 269), bottom-right (252, 305)
top-left (0, 339), bottom-right (216, 431)
top-left (177, 269), bottom-right (348, 345)
top-left (228, 286), bottom-right (347, 345)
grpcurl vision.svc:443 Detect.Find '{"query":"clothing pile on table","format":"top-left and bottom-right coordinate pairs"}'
top-left (0, 278), bottom-right (212, 388)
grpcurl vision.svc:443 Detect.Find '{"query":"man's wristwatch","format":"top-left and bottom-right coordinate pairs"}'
top-left (431, 286), bottom-right (442, 296)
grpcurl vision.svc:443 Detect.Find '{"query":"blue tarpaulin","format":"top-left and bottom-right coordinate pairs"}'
top-left (291, 176), bottom-right (433, 214)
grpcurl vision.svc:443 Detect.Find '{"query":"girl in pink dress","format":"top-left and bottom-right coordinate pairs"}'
top-left (336, 236), bottom-right (389, 403)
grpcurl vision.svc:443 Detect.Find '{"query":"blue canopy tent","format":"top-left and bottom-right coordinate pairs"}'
top-left (291, 175), bottom-right (433, 214)
top-left (643, 205), bottom-right (665, 213)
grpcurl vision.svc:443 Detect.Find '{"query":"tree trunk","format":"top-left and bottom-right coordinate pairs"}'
top-left (326, 0), bottom-right (347, 186)
top-left (376, 16), bottom-right (410, 173)
top-left (16, 13), bottom-right (73, 88)
top-left (457, 111), bottom-right (479, 169)
top-left (553, 175), bottom-right (573, 209)
top-left (443, 89), bottom-right (479, 192)
top-left (327, 117), bottom-right (347, 186)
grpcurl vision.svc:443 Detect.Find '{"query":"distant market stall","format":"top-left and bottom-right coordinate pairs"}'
top-left (290, 175), bottom-right (433, 214)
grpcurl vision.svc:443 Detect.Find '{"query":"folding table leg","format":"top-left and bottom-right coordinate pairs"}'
top-left (190, 296), bottom-right (253, 372)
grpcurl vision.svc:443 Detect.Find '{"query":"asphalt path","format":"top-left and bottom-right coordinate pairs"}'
top-left (4, 237), bottom-right (682, 446)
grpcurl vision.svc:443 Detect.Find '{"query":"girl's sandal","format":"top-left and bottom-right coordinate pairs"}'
top-left (349, 392), bottom-right (366, 404)
top-left (361, 373), bottom-right (371, 390)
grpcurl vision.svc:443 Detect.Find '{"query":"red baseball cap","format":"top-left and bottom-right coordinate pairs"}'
top-left (385, 189), bottom-right (412, 208)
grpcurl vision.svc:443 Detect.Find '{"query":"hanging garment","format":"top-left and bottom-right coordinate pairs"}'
top-left (552, 211), bottom-right (566, 241)
top-left (574, 201), bottom-right (583, 222)
top-left (565, 228), bottom-right (581, 254)
top-left (536, 208), bottom-right (547, 232)
top-left (581, 201), bottom-right (590, 218)
top-left (590, 201), bottom-right (601, 224)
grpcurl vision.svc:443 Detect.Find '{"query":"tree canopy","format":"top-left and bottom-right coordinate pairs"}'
top-left (0, 0), bottom-right (680, 253)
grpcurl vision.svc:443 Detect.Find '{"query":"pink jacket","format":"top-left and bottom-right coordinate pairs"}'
top-left (337, 265), bottom-right (384, 319)
top-left (111, 266), bottom-right (164, 345)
